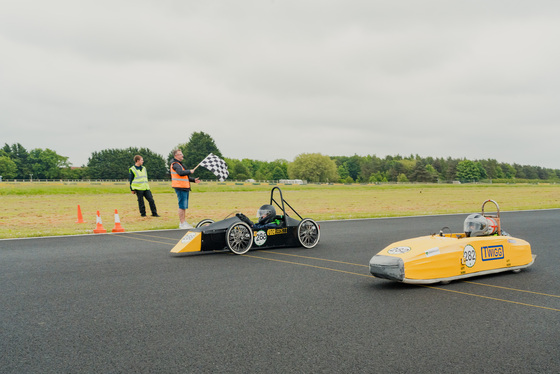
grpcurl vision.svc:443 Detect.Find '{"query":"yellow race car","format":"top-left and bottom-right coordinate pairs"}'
top-left (369, 200), bottom-right (536, 284)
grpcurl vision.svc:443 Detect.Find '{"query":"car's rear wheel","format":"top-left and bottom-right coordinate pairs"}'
top-left (226, 222), bottom-right (253, 255)
top-left (196, 219), bottom-right (214, 228)
top-left (297, 218), bottom-right (320, 248)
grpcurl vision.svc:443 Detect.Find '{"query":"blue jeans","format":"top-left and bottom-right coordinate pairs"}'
top-left (174, 189), bottom-right (190, 210)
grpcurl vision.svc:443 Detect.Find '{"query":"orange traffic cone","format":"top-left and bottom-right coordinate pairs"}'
top-left (93, 210), bottom-right (107, 234)
top-left (76, 205), bottom-right (85, 223)
top-left (112, 209), bottom-right (125, 233)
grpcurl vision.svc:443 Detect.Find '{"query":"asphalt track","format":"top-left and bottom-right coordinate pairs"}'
top-left (1, 210), bottom-right (559, 373)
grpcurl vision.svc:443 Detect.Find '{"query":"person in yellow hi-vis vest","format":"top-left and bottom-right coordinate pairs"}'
top-left (129, 155), bottom-right (160, 217)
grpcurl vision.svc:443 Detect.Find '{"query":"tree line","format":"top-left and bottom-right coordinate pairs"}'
top-left (1, 132), bottom-right (559, 183)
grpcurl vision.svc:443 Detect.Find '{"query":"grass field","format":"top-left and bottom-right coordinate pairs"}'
top-left (0, 181), bottom-right (559, 239)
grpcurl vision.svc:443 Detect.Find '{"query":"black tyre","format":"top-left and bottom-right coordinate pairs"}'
top-left (297, 218), bottom-right (320, 248)
top-left (196, 219), bottom-right (214, 228)
top-left (226, 222), bottom-right (253, 255)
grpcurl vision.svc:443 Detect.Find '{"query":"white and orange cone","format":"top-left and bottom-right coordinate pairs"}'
top-left (112, 209), bottom-right (125, 233)
top-left (93, 210), bottom-right (107, 234)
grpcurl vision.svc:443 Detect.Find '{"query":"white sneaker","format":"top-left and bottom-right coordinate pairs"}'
top-left (179, 222), bottom-right (193, 229)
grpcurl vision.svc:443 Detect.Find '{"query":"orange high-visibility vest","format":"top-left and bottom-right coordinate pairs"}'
top-left (170, 162), bottom-right (191, 189)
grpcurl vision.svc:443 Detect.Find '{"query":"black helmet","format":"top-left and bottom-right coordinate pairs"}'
top-left (257, 204), bottom-right (276, 225)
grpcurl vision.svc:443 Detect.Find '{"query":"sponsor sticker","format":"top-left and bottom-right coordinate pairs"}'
top-left (267, 228), bottom-right (287, 236)
top-left (463, 244), bottom-right (476, 268)
top-left (388, 246), bottom-right (411, 255)
top-left (481, 245), bottom-right (504, 261)
top-left (181, 232), bottom-right (197, 244)
top-left (254, 230), bottom-right (267, 246)
top-left (425, 247), bottom-right (440, 257)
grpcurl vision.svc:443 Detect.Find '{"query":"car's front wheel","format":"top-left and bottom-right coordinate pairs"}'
top-left (226, 222), bottom-right (253, 255)
top-left (297, 218), bottom-right (320, 248)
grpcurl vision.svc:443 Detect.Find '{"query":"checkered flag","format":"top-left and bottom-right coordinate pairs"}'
top-left (198, 153), bottom-right (229, 181)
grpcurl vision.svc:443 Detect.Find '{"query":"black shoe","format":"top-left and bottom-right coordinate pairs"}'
top-left (152, 214), bottom-right (160, 217)
top-left (141, 214), bottom-right (147, 217)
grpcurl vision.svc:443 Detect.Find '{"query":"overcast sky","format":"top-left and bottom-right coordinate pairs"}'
top-left (2, 1), bottom-right (560, 169)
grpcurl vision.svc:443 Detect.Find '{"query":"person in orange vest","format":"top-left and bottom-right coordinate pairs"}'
top-left (129, 155), bottom-right (159, 217)
top-left (170, 149), bottom-right (200, 229)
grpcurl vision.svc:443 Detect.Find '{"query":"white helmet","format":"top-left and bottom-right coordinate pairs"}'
top-left (464, 213), bottom-right (488, 237)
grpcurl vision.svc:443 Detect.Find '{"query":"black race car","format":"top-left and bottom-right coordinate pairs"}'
top-left (170, 187), bottom-right (320, 255)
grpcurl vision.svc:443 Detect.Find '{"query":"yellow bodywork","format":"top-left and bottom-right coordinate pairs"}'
top-left (376, 233), bottom-right (535, 283)
top-left (170, 231), bottom-right (202, 254)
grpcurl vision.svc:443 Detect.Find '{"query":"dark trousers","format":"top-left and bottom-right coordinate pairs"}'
top-left (135, 190), bottom-right (157, 216)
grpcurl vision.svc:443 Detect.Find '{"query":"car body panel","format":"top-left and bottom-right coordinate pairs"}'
top-left (369, 233), bottom-right (535, 284)
top-left (370, 200), bottom-right (536, 284)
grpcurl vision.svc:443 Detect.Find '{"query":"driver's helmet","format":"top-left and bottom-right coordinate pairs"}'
top-left (257, 204), bottom-right (276, 225)
top-left (463, 213), bottom-right (488, 237)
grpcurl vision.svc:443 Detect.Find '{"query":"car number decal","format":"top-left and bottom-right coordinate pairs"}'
top-left (254, 230), bottom-right (267, 246)
top-left (463, 244), bottom-right (477, 268)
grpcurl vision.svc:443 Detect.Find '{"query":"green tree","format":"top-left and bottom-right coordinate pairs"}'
top-left (360, 155), bottom-right (382, 182)
top-left (521, 165), bottom-right (538, 180)
top-left (171, 132), bottom-right (224, 180)
top-left (456, 160), bottom-right (482, 182)
top-left (476, 161), bottom-right (488, 180)
top-left (513, 164), bottom-right (525, 179)
top-left (338, 155), bottom-right (361, 181)
top-left (536, 166), bottom-right (552, 180)
top-left (386, 159), bottom-right (406, 182)
top-left (409, 159), bottom-right (433, 182)
top-left (233, 162), bottom-right (250, 180)
top-left (240, 159), bottom-right (257, 178)
top-left (337, 164), bottom-right (349, 181)
top-left (88, 147), bottom-right (166, 179)
top-left (445, 158), bottom-right (459, 181)
top-left (397, 173), bottom-right (409, 182)
top-left (431, 157), bottom-right (447, 180)
top-left (2, 143), bottom-right (29, 179)
top-left (369, 171), bottom-right (387, 183)
top-left (28, 148), bottom-right (70, 179)
top-left (60, 166), bottom-right (88, 180)
top-left (224, 158), bottom-right (240, 180)
top-left (288, 153), bottom-right (338, 183)
top-left (425, 164), bottom-right (439, 182)
top-left (89, 149), bottom-right (130, 179)
top-left (0, 156), bottom-right (18, 179)
top-left (271, 164), bottom-right (287, 180)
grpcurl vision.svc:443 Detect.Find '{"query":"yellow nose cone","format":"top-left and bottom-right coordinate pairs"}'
top-left (171, 231), bottom-right (202, 253)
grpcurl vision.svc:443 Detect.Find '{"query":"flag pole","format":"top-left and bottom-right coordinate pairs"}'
top-left (193, 153), bottom-right (211, 172)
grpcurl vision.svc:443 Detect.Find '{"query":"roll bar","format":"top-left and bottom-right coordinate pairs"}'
top-left (269, 187), bottom-right (303, 220)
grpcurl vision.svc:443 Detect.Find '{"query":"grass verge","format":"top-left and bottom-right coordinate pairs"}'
top-left (0, 181), bottom-right (558, 239)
